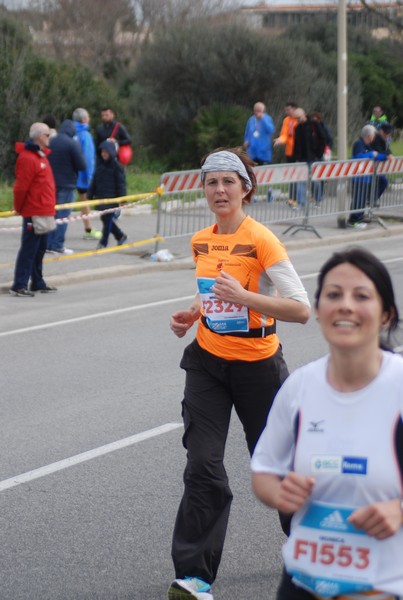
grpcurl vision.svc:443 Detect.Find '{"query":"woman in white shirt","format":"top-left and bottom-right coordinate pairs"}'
top-left (251, 246), bottom-right (402, 600)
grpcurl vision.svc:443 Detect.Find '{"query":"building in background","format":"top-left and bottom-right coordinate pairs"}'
top-left (240, 1), bottom-right (402, 39)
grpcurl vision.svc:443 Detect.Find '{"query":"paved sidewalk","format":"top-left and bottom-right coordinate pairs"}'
top-left (1, 205), bottom-right (403, 294)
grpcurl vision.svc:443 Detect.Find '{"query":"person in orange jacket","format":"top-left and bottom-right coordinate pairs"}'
top-left (274, 101), bottom-right (298, 161)
top-left (274, 101), bottom-right (298, 204)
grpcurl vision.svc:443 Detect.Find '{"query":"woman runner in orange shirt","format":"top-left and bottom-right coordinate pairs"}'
top-left (167, 148), bottom-right (311, 600)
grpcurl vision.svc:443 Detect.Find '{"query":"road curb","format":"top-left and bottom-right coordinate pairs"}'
top-left (2, 223), bottom-right (403, 294)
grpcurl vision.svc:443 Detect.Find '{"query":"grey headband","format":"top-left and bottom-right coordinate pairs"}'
top-left (200, 151), bottom-right (253, 192)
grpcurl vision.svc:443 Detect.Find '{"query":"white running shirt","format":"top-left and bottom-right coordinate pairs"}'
top-left (251, 351), bottom-right (403, 596)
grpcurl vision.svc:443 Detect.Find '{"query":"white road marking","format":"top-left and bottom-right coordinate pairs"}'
top-left (0, 295), bottom-right (195, 337)
top-left (0, 423), bottom-right (182, 493)
top-left (2, 254), bottom-right (403, 338)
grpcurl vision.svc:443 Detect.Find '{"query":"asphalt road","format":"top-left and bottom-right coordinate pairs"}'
top-left (1, 236), bottom-right (403, 600)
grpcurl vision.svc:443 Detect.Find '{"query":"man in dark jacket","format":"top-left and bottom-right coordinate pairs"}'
top-left (371, 121), bottom-right (394, 207)
top-left (47, 119), bottom-right (86, 255)
top-left (95, 107), bottom-right (131, 161)
top-left (291, 108), bottom-right (326, 207)
top-left (10, 122), bottom-right (57, 296)
top-left (293, 108), bottom-right (326, 164)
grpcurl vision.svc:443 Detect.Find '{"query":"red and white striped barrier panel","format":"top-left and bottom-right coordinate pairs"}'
top-left (160, 162), bottom-right (309, 194)
top-left (311, 159), bottom-right (376, 181)
top-left (161, 157), bottom-right (403, 192)
top-left (376, 156), bottom-right (403, 175)
top-left (254, 162), bottom-right (308, 185)
top-left (160, 170), bottom-right (203, 193)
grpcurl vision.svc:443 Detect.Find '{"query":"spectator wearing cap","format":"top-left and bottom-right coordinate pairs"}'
top-left (371, 121), bottom-right (394, 207)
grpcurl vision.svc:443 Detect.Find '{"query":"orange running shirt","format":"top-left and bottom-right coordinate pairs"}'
top-left (278, 115), bottom-right (297, 158)
top-left (193, 215), bottom-right (289, 361)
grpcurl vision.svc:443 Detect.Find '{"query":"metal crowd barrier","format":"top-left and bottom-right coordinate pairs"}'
top-left (156, 162), bottom-right (310, 240)
top-left (157, 157), bottom-right (403, 243)
top-left (309, 157), bottom-right (403, 233)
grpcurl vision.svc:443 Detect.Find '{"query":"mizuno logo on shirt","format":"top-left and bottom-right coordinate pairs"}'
top-left (308, 420), bottom-right (325, 432)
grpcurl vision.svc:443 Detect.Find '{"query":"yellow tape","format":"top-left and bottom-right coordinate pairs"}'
top-left (55, 192), bottom-right (157, 211)
top-left (0, 191), bottom-right (158, 218)
top-left (0, 235), bottom-right (164, 267)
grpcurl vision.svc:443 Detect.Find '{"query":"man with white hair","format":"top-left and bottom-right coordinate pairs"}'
top-left (72, 107), bottom-right (101, 240)
top-left (243, 101), bottom-right (275, 165)
top-left (347, 124), bottom-right (388, 229)
top-left (10, 122), bottom-right (57, 296)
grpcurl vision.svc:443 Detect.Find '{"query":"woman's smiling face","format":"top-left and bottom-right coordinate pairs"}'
top-left (315, 262), bottom-right (388, 351)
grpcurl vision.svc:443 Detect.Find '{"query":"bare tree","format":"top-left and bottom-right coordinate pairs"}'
top-left (13, 0), bottom-right (245, 76)
top-left (358, 0), bottom-right (402, 35)
top-left (26, 0), bottom-right (139, 74)
top-left (130, 0), bottom-right (236, 33)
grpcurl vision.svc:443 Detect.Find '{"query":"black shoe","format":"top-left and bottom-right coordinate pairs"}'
top-left (9, 288), bottom-right (35, 297)
top-left (117, 234), bottom-right (128, 246)
top-left (30, 285), bottom-right (57, 293)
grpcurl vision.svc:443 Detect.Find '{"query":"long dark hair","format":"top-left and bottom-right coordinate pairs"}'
top-left (315, 247), bottom-right (400, 349)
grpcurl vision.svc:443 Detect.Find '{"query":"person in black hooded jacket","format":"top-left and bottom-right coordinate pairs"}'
top-left (47, 119), bottom-right (86, 254)
top-left (87, 140), bottom-right (128, 249)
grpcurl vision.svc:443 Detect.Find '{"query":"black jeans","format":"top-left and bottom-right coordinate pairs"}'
top-left (171, 339), bottom-right (289, 584)
top-left (348, 179), bottom-right (371, 224)
top-left (286, 156), bottom-right (297, 200)
top-left (100, 211), bottom-right (124, 247)
top-left (12, 218), bottom-right (47, 290)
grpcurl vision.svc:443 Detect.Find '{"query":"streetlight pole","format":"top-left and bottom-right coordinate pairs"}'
top-left (337, 0), bottom-right (348, 227)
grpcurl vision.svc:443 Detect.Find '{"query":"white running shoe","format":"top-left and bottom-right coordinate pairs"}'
top-left (167, 576), bottom-right (213, 599)
top-left (46, 247), bottom-right (74, 255)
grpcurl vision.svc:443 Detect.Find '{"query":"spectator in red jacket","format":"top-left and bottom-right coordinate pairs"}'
top-left (10, 122), bottom-right (57, 297)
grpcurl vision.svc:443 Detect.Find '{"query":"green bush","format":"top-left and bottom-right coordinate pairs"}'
top-left (191, 103), bottom-right (251, 159)
top-left (0, 14), bottom-right (131, 180)
top-left (128, 20), bottom-right (365, 167)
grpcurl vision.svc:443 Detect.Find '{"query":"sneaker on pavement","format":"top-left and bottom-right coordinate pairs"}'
top-left (30, 285), bottom-right (57, 293)
top-left (9, 288), bottom-right (35, 297)
top-left (53, 247), bottom-right (74, 255)
top-left (83, 229), bottom-right (102, 240)
top-left (168, 577), bottom-right (213, 600)
top-left (347, 222), bottom-right (367, 230)
top-left (117, 234), bottom-right (128, 246)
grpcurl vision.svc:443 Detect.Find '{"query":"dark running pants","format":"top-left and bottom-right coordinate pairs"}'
top-left (100, 211), bottom-right (124, 247)
top-left (171, 339), bottom-right (289, 584)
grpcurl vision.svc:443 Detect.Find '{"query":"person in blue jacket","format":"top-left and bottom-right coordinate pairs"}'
top-left (47, 119), bottom-right (86, 254)
top-left (87, 140), bottom-right (128, 249)
top-left (347, 125), bottom-right (387, 229)
top-left (72, 107), bottom-right (101, 241)
top-left (243, 102), bottom-right (275, 165)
